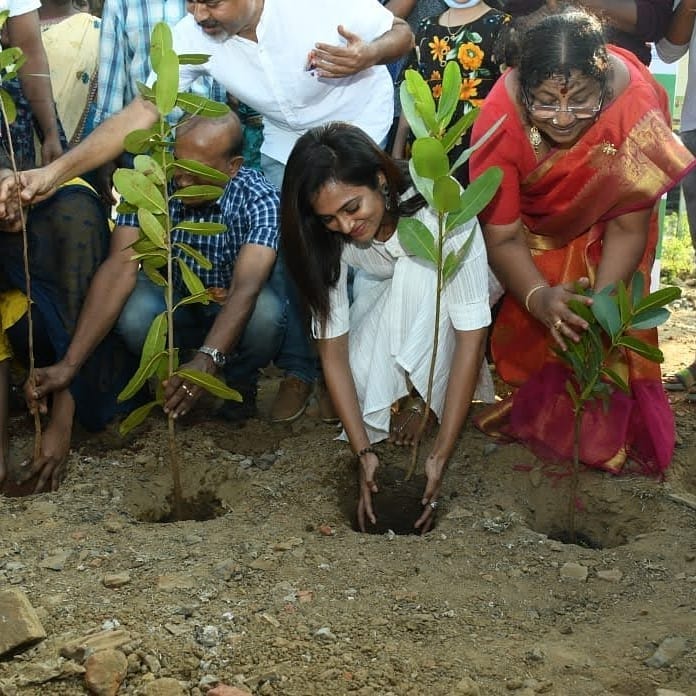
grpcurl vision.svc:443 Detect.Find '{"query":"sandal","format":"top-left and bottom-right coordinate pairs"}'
top-left (663, 365), bottom-right (696, 392)
top-left (389, 395), bottom-right (437, 445)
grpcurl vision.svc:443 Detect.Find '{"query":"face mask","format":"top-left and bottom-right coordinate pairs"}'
top-left (442, 0), bottom-right (482, 8)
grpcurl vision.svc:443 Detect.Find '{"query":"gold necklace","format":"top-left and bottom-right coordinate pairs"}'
top-left (529, 125), bottom-right (542, 153)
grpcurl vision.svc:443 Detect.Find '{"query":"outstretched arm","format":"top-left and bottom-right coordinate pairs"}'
top-left (312, 18), bottom-right (414, 78)
top-left (318, 333), bottom-right (380, 531)
top-left (658, 0), bottom-right (696, 52)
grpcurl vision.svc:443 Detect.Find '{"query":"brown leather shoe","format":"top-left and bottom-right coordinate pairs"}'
top-left (269, 376), bottom-right (313, 423)
top-left (316, 380), bottom-right (340, 424)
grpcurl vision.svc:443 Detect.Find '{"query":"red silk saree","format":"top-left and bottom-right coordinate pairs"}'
top-left (469, 48), bottom-right (695, 475)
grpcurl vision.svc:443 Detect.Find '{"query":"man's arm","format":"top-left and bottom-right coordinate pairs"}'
top-left (580, 0), bottom-right (672, 40)
top-left (162, 243), bottom-right (276, 416)
top-left (312, 17), bottom-right (414, 78)
top-left (5, 97), bottom-right (159, 209)
top-left (384, 0), bottom-right (417, 19)
top-left (659, 0), bottom-right (696, 50)
top-left (28, 225), bottom-right (141, 402)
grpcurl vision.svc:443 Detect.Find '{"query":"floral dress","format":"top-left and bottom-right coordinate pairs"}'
top-left (404, 9), bottom-right (509, 183)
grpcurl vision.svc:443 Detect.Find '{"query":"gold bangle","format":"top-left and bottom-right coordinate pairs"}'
top-left (524, 282), bottom-right (549, 312)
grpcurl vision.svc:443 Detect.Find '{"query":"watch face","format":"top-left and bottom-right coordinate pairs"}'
top-left (213, 351), bottom-right (226, 366)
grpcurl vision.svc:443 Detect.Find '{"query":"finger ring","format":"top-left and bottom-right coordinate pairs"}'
top-left (182, 385), bottom-right (194, 398)
top-left (553, 318), bottom-right (564, 331)
top-left (429, 500), bottom-right (439, 510)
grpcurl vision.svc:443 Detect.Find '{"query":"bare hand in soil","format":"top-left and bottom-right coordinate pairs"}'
top-left (162, 354), bottom-right (210, 418)
top-left (357, 452), bottom-right (379, 531)
top-left (18, 415), bottom-right (71, 493)
top-left (415, 453), bottom-right (446, 533)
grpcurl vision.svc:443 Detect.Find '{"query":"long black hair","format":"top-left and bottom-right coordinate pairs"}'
top-left (517, 9), bottom-right (610, 95)
top-left (281, 122), bottom-right (419, 328)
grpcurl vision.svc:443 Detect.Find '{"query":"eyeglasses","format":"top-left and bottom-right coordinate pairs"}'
top-left (523, 87), bottom-right (605, 121)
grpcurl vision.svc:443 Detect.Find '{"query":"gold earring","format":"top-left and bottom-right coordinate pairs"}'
top-left (529, 126), bottom-right (542, 153)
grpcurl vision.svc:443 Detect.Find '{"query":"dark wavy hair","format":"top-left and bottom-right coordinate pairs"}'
top-left (280, 122), bottom-right (420, 328)
top-left (517, 9), bottom-right (610, 95)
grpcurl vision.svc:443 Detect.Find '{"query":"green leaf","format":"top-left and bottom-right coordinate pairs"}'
top-left (134, 154), bottom-right (166, 186)
top-left (118, 350), bottom-right (167, 402)
top-left (116, 200), bottom-right (138, 215)
top-left (442, 228), bottom-right (476, 282)
top-left (175, 369), bottom-right (242, 401)
top-left (119, 400), bottom-right (161, 436)
top-left (433, 175), bottom-right (461, 213)
top-left (177, 257), bottom-right (206, 296)
top-left (629, 307), bottom-right (671, 330)
top-left (404, 68), bottom-right (438, 134)
top-left (591, 290), bottom-right (621, 338)
top-left (412, 137), bottom-right (450, 180)
top-left (174, 291), bottom-right (210, 310)
top-left (173, 158), bottom-right (229, 185)
top-left (450, 114), bottom-right (506, 174)
top-left (174, 242), bottom-right (213, 269)
top-left (176, 93), bottom-right (231, 117)
top-left (140, 312), bottom-right (167, 368)
top-left (630, 271), bottom-right (645, 307)
top-left (142, 262), bottom-right (167, 286)
top-left (154, 48), bottom-right (179, 115)
top-left (137, 209), bottom-right (166, 249)
top-left (441, 108), bottom-right (479, 155)
top-left (171, 184), bottom-right (223, 203)
top-left (113, 168), bottom-right (167, 213)
top-left (0, 88), bottom-right (16, 124)
top-left (397, 216), bottom-right (437, 264)
top-left (600, 366), bottom-right (630, 393)
top-left (173, 220), bottom-right (226, 235)
top-left (149, 21), bottom-right (173, 73)
top-left (633, 286), bottom-right (681, 314)
top-left (136, 81), bottom-right (155, 101)
top-left (564, 378), bottom-right (580, 409)
top-left (617, 280), bottom-right (630, 326)
top-left (130, 251), bottom-right (168, 265)
top-left (445, 166), bottom-right (503, 231)
top-left (123, 127), bottom-right (161, 155)
top-left (0, 46), bottom-right (22, 72)
top-left (567, 299), bottom-right (594, 324)
top-left (177, 53), bottom-right (211, 65)
top-left (408, 159), bottom-right (434, 208)
top-left (436, 60), bottom-right (462, 130)
top-left (399, 81), bottom-right (428, 139)
top-left (616, 336), bottom-right (664, 363)
top-left (0, 10), bottom-right (9, 29)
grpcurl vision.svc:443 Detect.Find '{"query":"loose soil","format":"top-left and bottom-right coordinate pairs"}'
top-left (0, 285), bottom-right (695, 696)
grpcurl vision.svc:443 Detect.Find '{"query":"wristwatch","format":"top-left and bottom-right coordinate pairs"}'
top-left (197, 345), bottom-right (227, 367)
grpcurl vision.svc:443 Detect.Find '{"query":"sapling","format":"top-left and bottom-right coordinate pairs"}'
top-left (557, 273), bottom-right (680, 543)
top-left (113, 23), bottom-right (240, 519)
top-left (0, 10), bottom-right (41, 465)
top-left (397, 61), bottom-right (503, 478)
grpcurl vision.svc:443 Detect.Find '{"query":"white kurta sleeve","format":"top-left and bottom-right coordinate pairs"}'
top-left (311, 259), bottom-right (350, 339)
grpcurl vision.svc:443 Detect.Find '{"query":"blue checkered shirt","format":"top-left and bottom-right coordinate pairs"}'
top-left (94, 0), bottom-right (226, 125)
top-left (117, 167), bottom-right (279, 294)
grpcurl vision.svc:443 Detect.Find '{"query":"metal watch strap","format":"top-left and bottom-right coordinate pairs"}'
top-left (198, 345), bottom-right (227, 366)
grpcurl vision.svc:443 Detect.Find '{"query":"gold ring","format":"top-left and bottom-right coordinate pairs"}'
top-left (553, 318), bottom-right (564, 331)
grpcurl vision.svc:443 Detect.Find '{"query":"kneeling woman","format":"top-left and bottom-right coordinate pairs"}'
top-left (281, 123), bottom-right (495, 531)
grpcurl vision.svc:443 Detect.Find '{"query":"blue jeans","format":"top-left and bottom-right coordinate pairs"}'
top-left (261, 154), bottom-right (319, 384)
top-left (116, 264), bottom-right (286, 389)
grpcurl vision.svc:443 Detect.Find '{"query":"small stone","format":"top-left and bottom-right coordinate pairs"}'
top-left (39, 549), bottom-right (71, 571)
top-left (596, 569), bottom-right (623, 583)
top-left (655, 690), bottom-right (688, 696)
top-left (102, 572), bottom-right (131, 588)
top-left (644, 637), bottom-right (688, 668)
top-left (84, 649), bottom-right (127, 696)
top-left (453, 676), bottom-right (480, 695)
top-left (314, 627), bottom-right (337, 641)
top-left (685, 553), bottom-right (695, 562)
top-left (207, 686), bottom-right (252, 696)
top-left (297, 590), bottom-right (314, 603)
top-left (260, 613), bottom-right (280, 628)
top-left (560, 562), bottom-right (588, 581)
top-left (0, 589), bottom-right (46, 656)
top-left (103, 519), bottom-right (124, 534)
top-left (155, 574), bottom-right (195, 590)
top-left (213, 560), bottom-right (241, 580)
top-left (482, 442), bottom-right (498, 456)
top-left (255, 453), bottom-right (277, 470)
top-left (140, 677), bottom-right (186, 696)
top-left (273, 537), bottom-right (303, 551)
top-left (318, 524), bottom-right (335, 537)
top-left (195, 625), bottom-right (220, 648)
top-left (60, 629), bottom-right (132, 662)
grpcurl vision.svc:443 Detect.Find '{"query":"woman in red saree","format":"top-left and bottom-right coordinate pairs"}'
top-left (469, 8), bottom-right (695, 475)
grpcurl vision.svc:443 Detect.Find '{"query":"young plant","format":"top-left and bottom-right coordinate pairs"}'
top-left (114, 23), bottom-right (240, 519)
top-left (558, 273), bottom-right (681, 543)
top-left (398, 61), bottom-right (503, 478)
top-left (0, 11), bottom-right (41, 464)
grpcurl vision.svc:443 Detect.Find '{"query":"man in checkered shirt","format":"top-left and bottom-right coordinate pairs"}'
top-left (27, 111), bottom-right (283, 423)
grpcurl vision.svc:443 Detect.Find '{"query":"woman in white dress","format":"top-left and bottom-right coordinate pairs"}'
top-left (281, 122), bottom-right (493, 532)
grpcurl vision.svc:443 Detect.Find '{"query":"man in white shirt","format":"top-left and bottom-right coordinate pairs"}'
top-left (657, 2), bottom-right (696, 396)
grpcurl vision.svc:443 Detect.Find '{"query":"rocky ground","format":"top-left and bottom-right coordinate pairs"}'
top-left (0, 285), bottom-right (694, 696)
